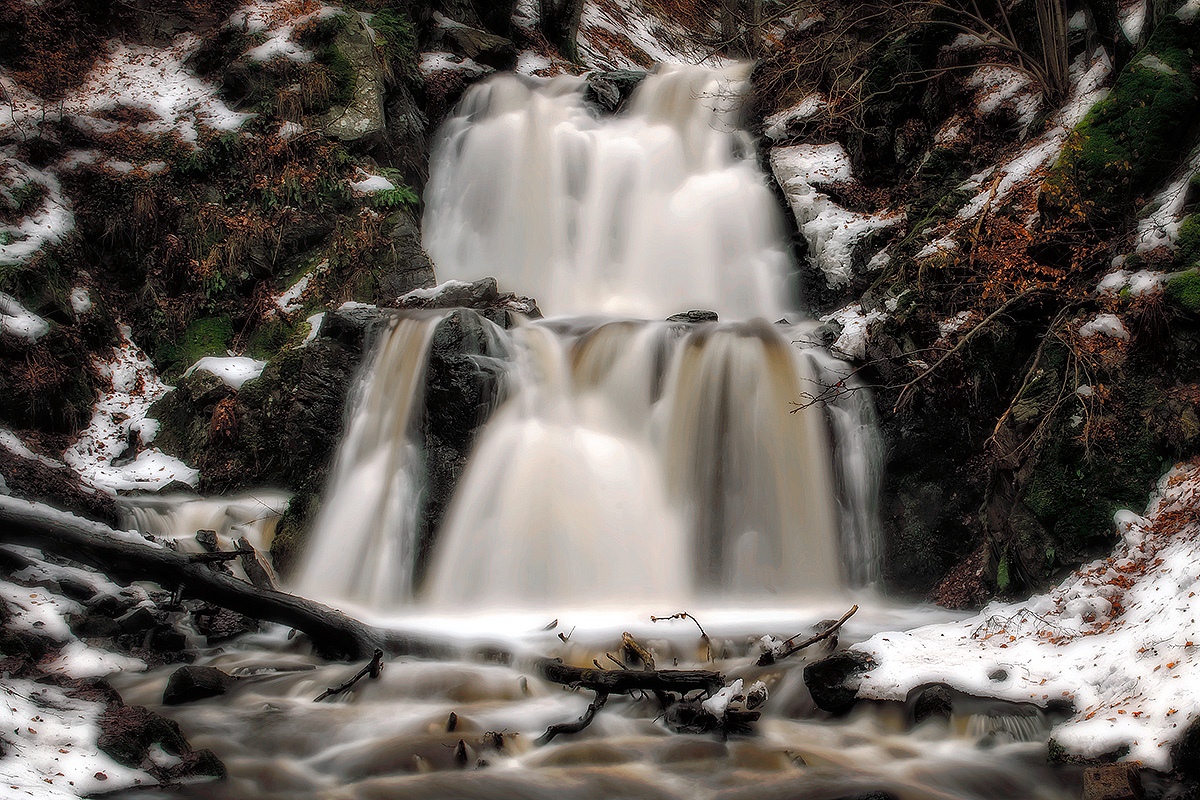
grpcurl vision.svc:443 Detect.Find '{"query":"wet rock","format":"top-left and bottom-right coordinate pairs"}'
top-left (69, 611), bottom-right (120, 639)
top-left (584, 69), bottom-right (647, 113)
top-left (910, 683), bottom-right (953, 724)
top-left (117, 606), bottom-right (158, 636)
top-left (434, 18), bottom-right (517, 71)
top-left (1174, 716), bottom-right (1200, 780)
top-left (321, 16), bottom-right (387, 141)
top-left (377, 210), bottom-right (437, 302)
top-left (163, 665), bottom-right (237, 705)
top-left (803, 651), bottom-right (876, 714)
top-left (195, 606), bottom-right (259, 644)
top-left (147, 624), bottom-right (188, 653)
top-left (414, 310), bottom-right (508, 586)
top-left (1082, 764), bottom-right (1143, 800)
top-left (667, 309), bottom-right (719, 323)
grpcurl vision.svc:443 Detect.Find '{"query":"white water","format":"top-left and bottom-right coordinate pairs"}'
top-left (293, 314), bottom-right (444, 607)
top-left (288, 64), bottom-right (884, 614)
top-left (423, 64), bottom-right (793, 320)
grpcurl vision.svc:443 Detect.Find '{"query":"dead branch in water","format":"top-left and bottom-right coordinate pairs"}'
top-left (536, 692), bottom-right (609, 745)
top-left (314, 648), bottom-right (385, 701)
top-left (757, 604), bottom-right (858, 666)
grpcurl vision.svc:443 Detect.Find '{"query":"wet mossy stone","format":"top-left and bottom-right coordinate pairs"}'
top-left (1043, 14), bottom-right (1200, 223)
top-left (584, 70), bottom-right (647, 114)
top-left (164, 666), bottom-right (237, 705)
top-left (1167, 270), bottom-right (1200, 312)
top-left (804, 651), bottom-right (876, 715)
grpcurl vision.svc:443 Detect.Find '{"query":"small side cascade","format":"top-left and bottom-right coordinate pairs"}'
top-left (119, 490), bottom-right (291, 554)
top-left (292, 314), bottom-right (446, 608)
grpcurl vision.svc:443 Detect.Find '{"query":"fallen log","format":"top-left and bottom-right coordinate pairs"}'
top-left (535, 658), bottom-right (724, 695)
top-left (0, 496), bottom-right (446, 662)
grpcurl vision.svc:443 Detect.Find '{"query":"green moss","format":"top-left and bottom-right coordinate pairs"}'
top-left (270, 488), bottom-right (318, 577)
top-left (245, 319), bottom-right (299, 360)
top-left (1044, 15), bottom-right (1200, 222)
top-left (1176, 216), bottom-right (1200, 268)
top-left (1167, 270), bottom-right (1200, 312)
top-left (368, 7), bottom-right (417, 77)
top-left (156, 316), bottom-right (234, 377)
top-left (317, 44), bottom-right (356, 110)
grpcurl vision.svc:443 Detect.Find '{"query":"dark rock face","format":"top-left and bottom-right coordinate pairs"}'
top-left (1082, 764), bottom-right (1144, 800)
top-left (432, 17), bottom-right (517, 70)
top-left (666, 310), bottom-right (719, 323)
top-left (584, 70), bottom-right (647, 114)
top-left (163, 665), bottom-right (237, 705)
top-left (803, 651), bottom-right (876, 714)
top-left (414, 309), bottom-right (509, 586)
top-left (377, 210), bottom-right (438, 302)
top-left (910, 683), bottom-right (953, 724)
top-left (396, 276), bottom-right (540, 324)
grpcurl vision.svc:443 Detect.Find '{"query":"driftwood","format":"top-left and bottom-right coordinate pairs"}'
top-left (536, 658), bottom-right (725, 695)
top-left (757, 604), bottom-right (858, 666)
top-left (0, 496), bottom-right (447, 662)
top-left (536, 692), bottom-right (609, 744)
top-left (315, 648), bottom-right (385, 701)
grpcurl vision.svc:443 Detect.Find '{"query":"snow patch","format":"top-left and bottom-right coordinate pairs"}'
top-left (771, 145), bottom-right (901, 287)
top-left (63, 326), bottom-right (197, 494)
top-left (349, 170), bottom-right (396, 194)
top-left (1080, 313), bottom-right (1130, 341)
top-left (823, 303), bottom-right (883, 360)
top-left (763, 94), bottom-right (827, 141)
top-left (0, 149), bottom-right (75, 268)
top-left (969, 66), bottom-right (1040, 134)
top-left (0, 291), bottom-right (50, 341)
top-left (419, 51), bottom-right (490, 79)
top-left (70, 287), bottom-right (92, 314)
top-left (855, 461), bottom-right (1200, 769)
top-left (230, 1), bottom-right (342, 64)
top-left (1135, 145), bottom-right (1200, 253)
top-left (185, 356), bottom-right (267, 391)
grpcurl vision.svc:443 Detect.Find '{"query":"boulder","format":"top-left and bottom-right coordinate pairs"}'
top-left (163, 665), bottom-right (238, 705)
top-left (1082, 764), bottom-right (1143, 800)
top-left (584, 70), bottom-right (647, 113)
top-left (803, 651), bottom-right (875, 714)
top-left (321, 16), bottom-right (387, 141)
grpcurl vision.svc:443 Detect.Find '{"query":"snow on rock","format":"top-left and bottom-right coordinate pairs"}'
top-left (419, 51), bottom-right (491, 79)
top-left (1135, 145), bottom-right (1200, 253)
top-left (302, 312), bottom-right (326, 346)
top-left (274, 259), bottom-right (328, 314)
top-left (1097, 269), bottom-right (1131, 296)
top-left (969, 66), bottom-right (1041, 134)
top-left (916, 235), bottom-right (958, 260)
top-left (854, 460), bottom-right (1200, 769)
top-left (936, 310), bottom-right (975, 345)
top-left (1080, 313), bottom-right (1130, 341)
top-left (763, 94), bottom-right (827, 141)
top-left (1129, 270), bottom-right (1166, 296)
top-left (0, 291), bottom-right (50, 341)
top-left (0, 149), bottom-right (75, 268)
top-left (230, 0), bottom-right (342, 64)
top-left (1121, 0), bottom-right (1149, 41)
top-left (578, 0), bottom-right (722, 71)
top-left (956, 49), bottom-right (1111, 221)
top-left (349, 170), bottom-right (396, 194)
top-left (771, 144), bottom-right (901, 287)
top-left (0, 678), bottom-right (151, 799)
top-left (1181, 0), bottom-right (1200, 22)
top-left (185, 356), bottom-right (267, 391)
top-left (823, 303), bottom-right (884, 360)
top-left (70, 287), bottom-right (92, 314)
top-left (64, 326), bottom-right (197, 494)
top-left (278, 121), bottom-right (304, 140)
top-left (0, 429), bottom-right (66, 470)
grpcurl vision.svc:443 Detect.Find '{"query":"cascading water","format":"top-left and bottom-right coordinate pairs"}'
top-left (294, 64), bottom-right (883, 612)
top-left (293, 314), bottom-right (446, 607)
top-left (104, 61), bottom-right (1090, 800)
top-left (422, 64), bottom-right (793, 320)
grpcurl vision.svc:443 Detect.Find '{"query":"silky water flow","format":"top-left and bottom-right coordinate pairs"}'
top-left (107, 64), bottom-right (1087, 800)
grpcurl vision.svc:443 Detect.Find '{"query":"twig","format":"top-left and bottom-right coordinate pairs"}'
top-left (893, 288), bottom-right (1042, 412)
top-left (757, 604), bottom-right (858, 666)
top-left (650, 611), bottom-right (714, 662)
top-left (536, 692), bottom-right (608, 745)
top-left (314, 648), bottom-right (385, 701)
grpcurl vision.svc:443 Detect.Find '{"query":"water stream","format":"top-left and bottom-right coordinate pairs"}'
top-left (107, 65), bottom-right (1087, 799)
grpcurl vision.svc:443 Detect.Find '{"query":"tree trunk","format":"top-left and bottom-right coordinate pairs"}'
top-left (0, 496), bottom-right (448, 662)
top-left (540, 0), bottom-right (587, 62)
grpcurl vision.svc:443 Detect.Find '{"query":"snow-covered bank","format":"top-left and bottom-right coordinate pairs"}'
top-left (855, 460), bottom-right (1200, 768)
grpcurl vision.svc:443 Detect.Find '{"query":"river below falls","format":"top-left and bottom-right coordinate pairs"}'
top-left (100, 603), bottom-right (1093, 800)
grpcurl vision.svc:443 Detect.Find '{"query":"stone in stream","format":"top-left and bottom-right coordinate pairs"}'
top-left (1082, 764), bottom-right (1143, 800)
top-left (803, 651), bottom-right (876, 714)
top-left (163, 665), bottom-right (238, 705)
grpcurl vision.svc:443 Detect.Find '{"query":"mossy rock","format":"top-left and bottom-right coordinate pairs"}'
top-left (155, 316), bottom-right (234, 378)
top-left (1167, 269), bottom-right (1200, 312)
top-left (1175, 216), bottom-right (1200, 268)
top-left (1042, 14), bottom-right (1200, 223)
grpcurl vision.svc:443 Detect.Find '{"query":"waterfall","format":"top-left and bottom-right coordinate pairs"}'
top-left (422, 63), bottom-right (793, 321)
top-left (293, 314), bottom-right (444, 607)
top-left (293, 64), bottom-right (884, 612)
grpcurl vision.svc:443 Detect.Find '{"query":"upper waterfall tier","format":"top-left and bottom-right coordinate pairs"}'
top-left (423, 64), bottom-right (794, 321)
